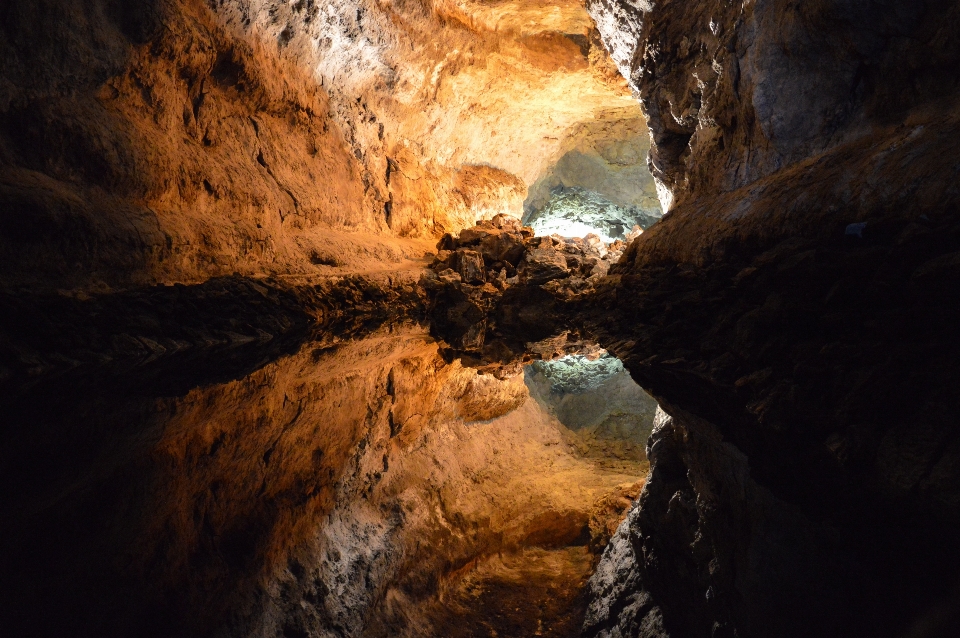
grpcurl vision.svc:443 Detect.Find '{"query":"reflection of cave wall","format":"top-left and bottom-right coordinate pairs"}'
top-left (0, 322), bottom-right (646, 638)
top-left (523, 118), bottom-right (662, 239)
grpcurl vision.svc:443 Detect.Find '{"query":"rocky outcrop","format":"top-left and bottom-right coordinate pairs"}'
top-left (423, 214), bottom-right (627, 370)
top-left (579, 1), bottom-right (960, 636)
top-left (588, 0), bottom-right (960, 210)
top-left (0, 0), bottom-right (436, 290)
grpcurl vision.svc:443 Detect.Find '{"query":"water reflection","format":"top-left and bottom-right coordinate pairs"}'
top-left (526, 353), bottom-right (658, 473)
top-left (0, 320), bottom-right (651, 638)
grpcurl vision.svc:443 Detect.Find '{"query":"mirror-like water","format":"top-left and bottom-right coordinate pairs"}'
top-left (0, 321), bottom-right (656, 638)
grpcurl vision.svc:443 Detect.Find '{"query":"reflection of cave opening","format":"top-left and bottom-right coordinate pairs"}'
top-left (424, 347), bottom-right (660, 636)
top-left (525, 352), bottom-right (658, 473)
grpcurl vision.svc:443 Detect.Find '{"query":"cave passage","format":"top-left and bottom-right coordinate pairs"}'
top-left (3, 0), bottom-right (960, 636)
top-left (521, 131), bottom-right (664, 242)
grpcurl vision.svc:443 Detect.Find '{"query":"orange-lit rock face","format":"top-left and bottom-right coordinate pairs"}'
top-left (0, 1), bottom-right (434, 289)
top-left (0, 0), bottom-right (645, 290)
top-left (220, 0), bottom-right (643, 220)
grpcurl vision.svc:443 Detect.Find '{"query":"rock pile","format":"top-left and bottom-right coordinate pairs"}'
top-left (421, 213), bottom-right (625, 363)
top-left (425, 213), bottom-right (625, 298)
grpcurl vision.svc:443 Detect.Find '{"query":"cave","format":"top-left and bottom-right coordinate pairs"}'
top-left (2, 1), bottom-right (960, 638)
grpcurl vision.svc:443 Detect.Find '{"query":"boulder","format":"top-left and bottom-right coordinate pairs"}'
top-left (458, 221), bottom-right (502, 246)
top-left (520, 248), bottom-right (570, 285)
top-left (490, 213), bottom-right (522, 230)
top-left (583, 257), bottom-right (610, 278)
top-left (437, 233), bottom-right (457, 251)
top-left (456, 250), bottom-right (486, 284)
top-left (479, 231), bottom-right (526, 265)
top-left (564, 253), bottom-right (584, 271)
top-left (437, 268), bottom-right (463, 285)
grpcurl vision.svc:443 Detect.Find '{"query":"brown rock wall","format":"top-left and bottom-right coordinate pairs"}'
top-left (0, 0), bottom-right (639, 291)
top-left (577, 2), bottom-right (960, 636)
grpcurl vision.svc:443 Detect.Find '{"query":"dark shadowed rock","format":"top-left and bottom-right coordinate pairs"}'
top-left (520, 247), bottom-right (570, 285)
top-left (455, 249), bottom-right (486, 284)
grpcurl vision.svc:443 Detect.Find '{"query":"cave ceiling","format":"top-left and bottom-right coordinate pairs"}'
top-left (225, 0), bottom-right (643, 185)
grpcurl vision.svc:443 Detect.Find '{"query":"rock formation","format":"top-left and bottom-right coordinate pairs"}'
top-left (580, 1), bottom-right (960, 637)
top-left (422, 213), bottom-right (626, 363)
top-left (0, 0), bottom-right (638, 290)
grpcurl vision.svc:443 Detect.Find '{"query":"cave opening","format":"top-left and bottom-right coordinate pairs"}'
top-left (520, 120), bottom-right (664, 243)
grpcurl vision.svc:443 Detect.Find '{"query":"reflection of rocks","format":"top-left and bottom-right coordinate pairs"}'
top-left (0, 271), bottom-right (429, 392)
top-left (423, 214), bottom-right (625, 371)
top-left (529, 352), bottom-right (623, 394)
top-left (1, 323), bottom-right (646, 638)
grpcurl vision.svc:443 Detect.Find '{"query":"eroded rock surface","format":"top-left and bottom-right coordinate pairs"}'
top-left (0, 0), bottom-right (642, 291)
top-left (578, 1), bottom-right (960, 637)
top-left (523, 117), bottom-right (663, 241)
top-left (588, 0), bottom-right (960, 210)
top-left (526, 186), bottom-right (660, 243)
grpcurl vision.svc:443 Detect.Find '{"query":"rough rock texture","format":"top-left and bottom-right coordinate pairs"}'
top-left (588, 0), bottom-right (960, 211)
top-left (526, 186), bottom-right (661, 242)
top-left (424, 213), bottom-right (627, 371)
top-left (226, 0), bottom-right (638, 186)
top-left (523, 116), bottom-right (662, 231)
top-left (0, 0), bottom-right (438, 290)
top-left (7, 0), bottom-right (960, 637)
top-left (0, 0), bottom-right (642, 291)
top-left (580, 1), bottom-right (960, 636)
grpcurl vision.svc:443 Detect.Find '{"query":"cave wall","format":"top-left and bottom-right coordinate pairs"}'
top-left (0, 0), bottom-right (406, 290)
top-left (588, 0), bottom-right (960, 210)
top-left (0, 0), bottom-right (640, 291)
top-left (581, 1), bottom-right (960, 637)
